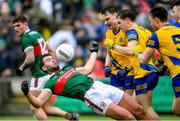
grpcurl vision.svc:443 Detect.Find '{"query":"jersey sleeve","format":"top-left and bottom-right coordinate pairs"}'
top-left (126, 29), bottom-right (138, 42)
top-left (22, 35), bottom-right (33, 52)
top-left (146, 33), bottom-right (159, 49)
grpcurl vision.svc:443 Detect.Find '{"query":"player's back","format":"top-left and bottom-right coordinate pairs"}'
top-left (154, 24), bottom-right (180, 77)
top-left (21, 30), bottom-right (48, 78)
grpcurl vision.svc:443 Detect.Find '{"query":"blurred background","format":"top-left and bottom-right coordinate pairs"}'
top-left (0, 0), bottom-right (179, 120)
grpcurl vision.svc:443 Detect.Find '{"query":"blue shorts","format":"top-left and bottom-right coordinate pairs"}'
top-left (109, 74), bottom-right (134, 90)
top-left (134, 72), bottom-right (159, 95)
top-left (172, 74), bottom-right (180, 97)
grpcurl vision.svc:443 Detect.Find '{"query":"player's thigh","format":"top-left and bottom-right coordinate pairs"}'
top-left (118, 93), bottom-right (143, 113)
top-left (106, 102), bottom-right (135, 120)
top-left (136, 91), bottom-right (152, 109)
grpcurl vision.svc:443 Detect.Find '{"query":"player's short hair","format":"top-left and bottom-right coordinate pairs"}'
top-left (101, 6), bottom-right (120, 17)
top-left (149, 6), bottom-right (168, 22)
top-left (40, 53), bottom-right (52, 71)
top-left (120, 9), bottom-right (136, 21)
top-left (172, 1), bottom-right (180, 8)
top-left (12, 15), bottom-right (28, 24)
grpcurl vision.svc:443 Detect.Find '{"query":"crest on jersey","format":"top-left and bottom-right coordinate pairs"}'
top-left (119, 38), bottom-right (123, 42)
top-left (100, 101), bottom-right (107, 107)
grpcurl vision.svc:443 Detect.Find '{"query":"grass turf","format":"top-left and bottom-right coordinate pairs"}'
top-left (0, 114), bottom-right (179, 121)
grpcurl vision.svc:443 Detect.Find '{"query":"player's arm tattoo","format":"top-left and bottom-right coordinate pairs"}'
top-left (19, 47), bottom-right (35, 71)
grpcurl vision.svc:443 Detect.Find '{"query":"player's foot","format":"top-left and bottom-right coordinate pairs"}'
top-left (65, 112), bottom-right (80, 121)
top-left (71, 113), bottom-right (80, 121)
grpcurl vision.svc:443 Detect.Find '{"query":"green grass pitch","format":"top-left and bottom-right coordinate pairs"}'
top-left (0, 114), bottom-right (179, 121)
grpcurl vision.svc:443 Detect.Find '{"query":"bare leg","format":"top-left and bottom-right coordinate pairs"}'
top-left (136, 91), bottom-right (160, 120)
top-left (105, 103), bottom-right (136, 120)
top-left (29, 91), bottom-right (48, 121)
top-left (43, 104), bottom-right (66, 117)
top-left (30, 105), bottom-right (48, 121)
top-left (118, 93), bottom-right (147, 120)
top-left (172, 96), bottom-right (180, 116)
top-left (125, 89), bottom-right (134, 96)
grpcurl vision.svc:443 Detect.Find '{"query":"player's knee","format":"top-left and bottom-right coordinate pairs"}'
top-left (42, 105), bottom-right (50, 113)
top-left (133, 105), bottom-right (146, 119)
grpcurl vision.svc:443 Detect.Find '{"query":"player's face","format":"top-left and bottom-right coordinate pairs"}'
top-left (172, 6), bottom-right (180, 21)
top-left (118, 18), bottom-right (128, 32)
top-left (12, 22), bottom-right (27, 37)
top-left (149, 15), bottom-right (159, 31)
top-left (42, 55), bottom-right (59, 72)
top-left (103, 12), bottom-right (118, 30)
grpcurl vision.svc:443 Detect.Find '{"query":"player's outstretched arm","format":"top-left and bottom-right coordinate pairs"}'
top-left (21, 81), bottom-right (51, 108)
top-left (76, 41), bottom-right (99, 75)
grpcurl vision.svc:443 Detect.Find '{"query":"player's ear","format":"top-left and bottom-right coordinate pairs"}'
top-left (42, 66), bottom-right (47, 72)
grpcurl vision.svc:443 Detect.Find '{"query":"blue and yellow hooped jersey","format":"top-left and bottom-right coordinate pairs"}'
top-left (104, 29), bottom-right (134, 76)
top-left (126, 26), bottom-right (156, 79)
top-left (147, 24), bottom-right (180, 78)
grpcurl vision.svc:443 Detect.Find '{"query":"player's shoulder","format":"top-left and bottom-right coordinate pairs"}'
top-left (105, 29), bottom-right (112, 36)
top-left (23, 30), bottom-right (41, 38)
top-left (158, 24), bottom-right (178, 32)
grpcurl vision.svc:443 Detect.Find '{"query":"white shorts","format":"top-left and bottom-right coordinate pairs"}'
top-left (84, 81), bottom-right (124, 115)
top-left (30, 75), bottom-right (51, 92)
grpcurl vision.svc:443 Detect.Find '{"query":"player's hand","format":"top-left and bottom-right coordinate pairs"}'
top-left (104, 66), bottom-right (111, 77)
top-left (117, 67), bottom-right (130, 78)
top-left (65, 112), bottom-right (80, 121)
top-left (21, 80), bottom-right (29, 96)
top-left (104, 38), bottom-right (115, 49)
top-left (16, 68), bottom-right (23, 76)
top-left (157, 65), bottom-right (167, 76)
top-left (89, 41), bottom-right (99, 53)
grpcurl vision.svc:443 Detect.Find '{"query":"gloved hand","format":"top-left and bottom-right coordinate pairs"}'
top-left (117, 67), bottom-right (130, 78)
top-left (104, 66), bottom-right (111, 77)
top-left (157, 65), bottom-right (168, 76)
top-left (104, 38), bottom-right (115, 49)
top-left (16, 68), bottom-right (23, 76)
top-left (89, 41), bottom-right (99, 53)
top-left (21, 80), bottom-right (29, 96)
top-left (65, 112), bottom-right (80, 121)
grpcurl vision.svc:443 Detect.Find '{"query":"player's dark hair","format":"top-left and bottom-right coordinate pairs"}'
top-left (149, 6), bottom-right (168, 22)
top-left (101, 6), bottom-right (120, 17)
top-left (120, 9), bottom-right (136, 21)
top-left (172, 1), bottom-right (180, 8)
top-left (12, 15), bottom-right (28, 24)
top-left (40, 53), bottom-right (52, 71)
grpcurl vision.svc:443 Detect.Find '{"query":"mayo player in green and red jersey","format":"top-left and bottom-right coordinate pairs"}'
top-left (21, 41), bottom-right (149, 120)
top-left (12, 15), bottom-right (78, 121)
